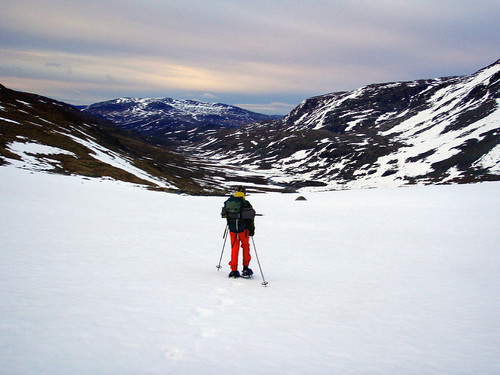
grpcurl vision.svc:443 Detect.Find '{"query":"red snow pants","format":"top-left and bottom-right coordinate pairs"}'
top-left (229, 229), bottom-right (251, 271)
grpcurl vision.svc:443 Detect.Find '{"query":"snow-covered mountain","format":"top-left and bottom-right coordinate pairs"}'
top-left (193, 60), bottom-right (500, 190)
top-left (83, 97), bottom-right (279, 145)
top-left (0, 83), bottom-right (277, 194)
top-left (2, 59), bottom-right (499, 193)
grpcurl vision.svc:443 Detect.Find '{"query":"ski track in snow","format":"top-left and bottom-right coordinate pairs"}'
top-left (1, 166), bottom-right (499, 374)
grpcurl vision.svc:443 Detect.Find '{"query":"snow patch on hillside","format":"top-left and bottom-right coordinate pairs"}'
top-left (7, 141), bottom-right (76, 170)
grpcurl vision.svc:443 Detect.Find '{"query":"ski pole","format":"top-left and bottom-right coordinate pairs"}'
top-left (251, 236), bottom-right (268, 286)
top-left (216, 225), bottom-right (229, 270)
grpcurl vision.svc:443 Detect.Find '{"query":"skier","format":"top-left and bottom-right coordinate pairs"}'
top-left (221, 186), bottom-right (255, 278)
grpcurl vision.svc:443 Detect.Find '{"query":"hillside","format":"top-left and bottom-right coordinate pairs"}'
top-left (0, 84), bottom-right (282, 194)
top-left (192, 60), bottom-right (500, 190)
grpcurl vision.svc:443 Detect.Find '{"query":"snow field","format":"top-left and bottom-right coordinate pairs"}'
top-left (1, 167), bottom-right (499, 374)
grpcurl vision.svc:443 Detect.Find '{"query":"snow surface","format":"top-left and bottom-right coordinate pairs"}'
top-left (1, 167), bottom-right (500, 374)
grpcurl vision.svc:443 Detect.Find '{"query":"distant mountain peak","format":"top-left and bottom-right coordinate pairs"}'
top-left (83, 97), bottom-right (278, 145)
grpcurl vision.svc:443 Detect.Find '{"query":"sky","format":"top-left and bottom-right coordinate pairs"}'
top-left (1, 1), bottom-right (499, 115)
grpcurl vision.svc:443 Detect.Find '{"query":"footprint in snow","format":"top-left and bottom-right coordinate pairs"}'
top-left (163, 347), bottom-right (184, 361)
top-left (199, 327), bottom-right (216, 338)
top-left (196, 307), bottom-right (214, 317)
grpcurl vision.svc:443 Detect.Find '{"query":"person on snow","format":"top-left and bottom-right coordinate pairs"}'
top-left (221, 186), bottom-right (255, 278)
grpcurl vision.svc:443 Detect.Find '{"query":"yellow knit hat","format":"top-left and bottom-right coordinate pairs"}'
top-left (234, 191), bottom-right (245, 199)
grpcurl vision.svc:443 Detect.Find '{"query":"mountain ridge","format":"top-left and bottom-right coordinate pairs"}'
top-left (83, 97), bottom-right (280, 146)
top-left (190, 59), bottom-right (500, 190)
top-left (2, 59), bottom-right (499, 193)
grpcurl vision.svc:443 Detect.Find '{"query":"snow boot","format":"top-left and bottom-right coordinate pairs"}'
top-left (228, 270), bottom-right (240, 278)
top-left (241, 266), bottom-right (253, 277)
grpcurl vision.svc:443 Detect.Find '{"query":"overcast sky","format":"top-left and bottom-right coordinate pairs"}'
top-left (1, 0), bottom-right (499, 114)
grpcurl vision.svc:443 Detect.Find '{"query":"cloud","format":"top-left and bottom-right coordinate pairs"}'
top-left (1, 0), bottom-right (499, 112)
top-left (236, 102), bottom-right (297, 115)
top-left (1, 47), bottom-right (314, 94)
